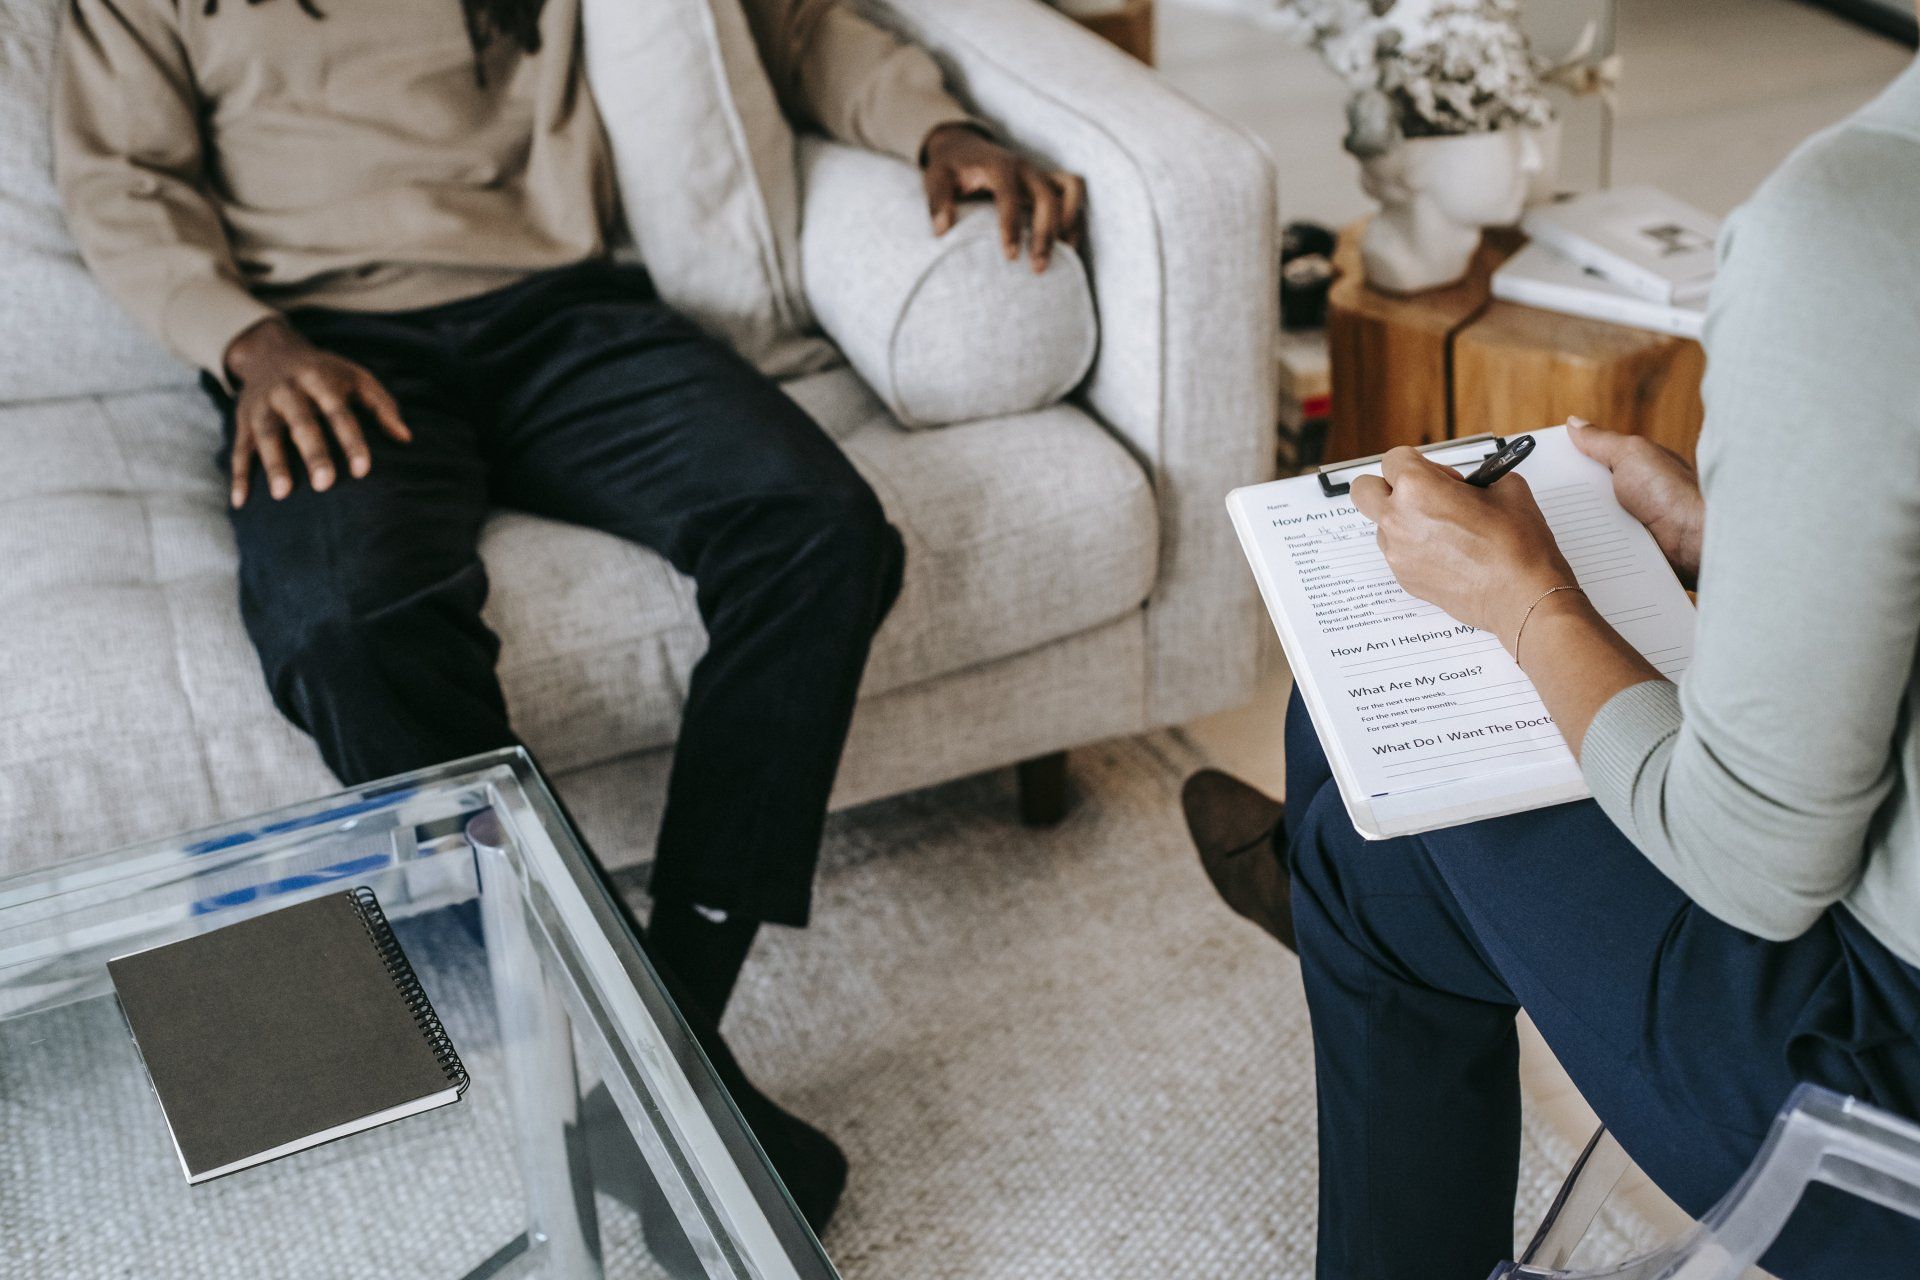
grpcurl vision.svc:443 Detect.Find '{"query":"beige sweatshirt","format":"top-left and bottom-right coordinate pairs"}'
top-left (53, 0), bottom-right (975, 380)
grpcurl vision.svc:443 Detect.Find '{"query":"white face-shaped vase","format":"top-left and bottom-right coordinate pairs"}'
top-left (1358, 123), bottom-right (1553, 295)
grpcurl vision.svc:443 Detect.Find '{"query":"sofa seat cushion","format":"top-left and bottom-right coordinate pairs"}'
top-left (0, 373), bottom-right (1155, 866)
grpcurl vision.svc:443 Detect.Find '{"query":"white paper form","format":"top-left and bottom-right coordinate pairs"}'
top-left (1227, 426), bottom-right (1695, 838)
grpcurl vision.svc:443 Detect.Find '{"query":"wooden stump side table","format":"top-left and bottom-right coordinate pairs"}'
top-left (1326, 222), bottom-right (1706, 464)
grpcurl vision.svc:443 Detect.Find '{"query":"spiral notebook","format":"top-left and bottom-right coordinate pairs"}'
top-left (109, 887), bottom-right (469, 1184)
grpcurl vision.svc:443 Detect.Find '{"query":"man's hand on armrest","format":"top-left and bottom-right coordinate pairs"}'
top-left (222, 318), bottom-right (413, 509)
top-left (920, 124), bottom-right (1085, 274)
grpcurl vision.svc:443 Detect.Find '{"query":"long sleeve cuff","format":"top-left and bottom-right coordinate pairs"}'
top-left (1581, 678), bottom-right (1685, 821)
top-left (797, 8), bottom-right (984, 165)
top-left (161, 275), bottom-right (280, 393)
top-left (862, 57), bottom-right (982, 163)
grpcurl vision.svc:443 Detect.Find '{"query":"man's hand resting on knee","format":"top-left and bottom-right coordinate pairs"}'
top-left (921, 124), bottom-right (1085, 275)
top-left (223, 318), bottom-right (414, 508)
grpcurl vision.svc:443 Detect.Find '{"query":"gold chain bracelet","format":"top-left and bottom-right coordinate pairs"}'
top-left (1510, 585), bottom-right (1586, 667)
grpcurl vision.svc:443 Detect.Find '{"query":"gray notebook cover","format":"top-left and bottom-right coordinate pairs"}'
top-left (109, 888), bottom-right (468, 1183)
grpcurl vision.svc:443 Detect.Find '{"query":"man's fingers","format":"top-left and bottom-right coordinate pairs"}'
top-left (1022, 169), bottom-right (1060, 273)
top-left (354, 373), bottom-right (412, 443)
top-left (271, 387), bottom-right (336, 492)
top-left (229, 424), bottom-right (256, 508)
top-left (306, 380), bottom-right (373, 479)
top-left (923, 163), bottom-right (960, 236)
top-left (1055, 171), bottom-right (1086, 251)
top-left (1349, 473), bottom-right (1390, 521)
top-left (250, 412), bottom-right (296, 501)
top-left (985, 163), bottom-right (1022, 261)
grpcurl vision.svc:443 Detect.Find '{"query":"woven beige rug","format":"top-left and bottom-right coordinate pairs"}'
top-left (709, 731), bottom-right (1657, 1279)
top-left (0, 729), bottom-right (1655, 1278)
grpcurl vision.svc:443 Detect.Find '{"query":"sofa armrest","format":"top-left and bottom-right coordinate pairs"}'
top-left (798, 138), bottom-right (1098, 428)
top-left (859, 0), bottom-right (1280, 725)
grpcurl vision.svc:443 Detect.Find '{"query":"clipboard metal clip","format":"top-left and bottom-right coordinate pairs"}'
top-left (1316, 433), bottom-right (1508, 499)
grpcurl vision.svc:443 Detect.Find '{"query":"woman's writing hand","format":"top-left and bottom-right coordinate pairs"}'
top-left (1569, 419), bottom-right (1703, 588)
top-left (1349, 446), bottom-right (1578, 652)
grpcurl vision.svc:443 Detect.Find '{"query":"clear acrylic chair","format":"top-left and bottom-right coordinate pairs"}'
top-left (1492, 1084), bottom-right (1920, 1279)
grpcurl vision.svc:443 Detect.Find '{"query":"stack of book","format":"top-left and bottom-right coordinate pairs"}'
top-left (1494, 186), bottom-right (1720, 341)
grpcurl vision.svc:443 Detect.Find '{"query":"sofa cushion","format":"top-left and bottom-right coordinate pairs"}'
top-left (0, 377), bottom-right (1155, 868)
top-left (799, 140), bottom-right (1098, 428)
top-left (581, 0), bottom-right (835, 380)
top-left (781, 368), bottom-right (1155, 694)
top-left (0, 0), bottom-right (197, 403)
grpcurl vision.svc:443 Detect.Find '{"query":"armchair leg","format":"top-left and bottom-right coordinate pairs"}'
top-left (1016, 752), bottom-right (1071, 826)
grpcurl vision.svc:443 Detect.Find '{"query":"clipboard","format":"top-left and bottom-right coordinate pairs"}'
top-left (1229, 425), bottom-right (1698, 840)
top-left (1316, 433), bottom-right (1509, 498)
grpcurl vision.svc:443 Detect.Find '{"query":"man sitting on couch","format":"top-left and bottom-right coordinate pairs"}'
top-left (54, 0), bottom-right (1082, 1223)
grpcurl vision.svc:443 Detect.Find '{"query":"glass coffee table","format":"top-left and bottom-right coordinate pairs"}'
top-left (0, 750), bottom-right (839, 1280)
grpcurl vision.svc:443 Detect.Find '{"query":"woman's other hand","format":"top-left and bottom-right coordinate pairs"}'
top-left (1349, 446), bottom-right (1578, 653)
top-left (1569, 418), bottom-right (1704, 588)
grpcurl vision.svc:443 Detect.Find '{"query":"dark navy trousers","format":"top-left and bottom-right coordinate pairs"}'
top-left (1282, 689), bottom-right (1920, 1279)
top-left (210, 263), bottom-right (904, 927)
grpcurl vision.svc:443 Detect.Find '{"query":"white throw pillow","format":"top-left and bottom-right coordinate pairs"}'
top-left (798, 139), bottom-right (1097, 429)
top-left (0, 0), bottom-right (196, 404)
top-left (580, 0), bottom-right (836, 380)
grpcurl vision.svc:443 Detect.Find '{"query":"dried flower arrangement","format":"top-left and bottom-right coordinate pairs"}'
top-left (1268, 0), bottom-right (1556, 157)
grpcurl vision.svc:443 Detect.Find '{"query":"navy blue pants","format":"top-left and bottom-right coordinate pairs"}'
top-left (210, 263), bottom-right (904, 926)
top-left (1283, 689), bottom-right (1920, 1279)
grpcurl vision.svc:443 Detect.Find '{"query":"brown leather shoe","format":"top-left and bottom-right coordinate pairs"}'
top-left (1182, 768), bottom-right (1295, 954)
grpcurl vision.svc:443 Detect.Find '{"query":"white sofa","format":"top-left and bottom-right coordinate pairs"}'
top-left (0, 0), bottom-right (1278, 875)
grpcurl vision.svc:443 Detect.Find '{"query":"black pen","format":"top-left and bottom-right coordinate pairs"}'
top-left (1463, 434), bottom-right (1535, 488)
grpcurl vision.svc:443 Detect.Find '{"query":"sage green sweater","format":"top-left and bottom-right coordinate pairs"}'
top-left (1582, 57), bottom-right (1920, 969)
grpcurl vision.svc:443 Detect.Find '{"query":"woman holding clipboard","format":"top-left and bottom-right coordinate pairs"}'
top-left (1184, 48), bottom-right (1920, 1280)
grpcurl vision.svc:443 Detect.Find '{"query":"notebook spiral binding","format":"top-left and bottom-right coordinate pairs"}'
top-left (348, 886), bottom-right (470, 1096)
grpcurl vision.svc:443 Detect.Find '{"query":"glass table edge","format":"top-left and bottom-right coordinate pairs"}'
top-left (0, 750), bottom-right (531, 910)
top-left (0, 748), bottom-right (840, 1280)
top-left (482, 755), bottom-right (839, 1280)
